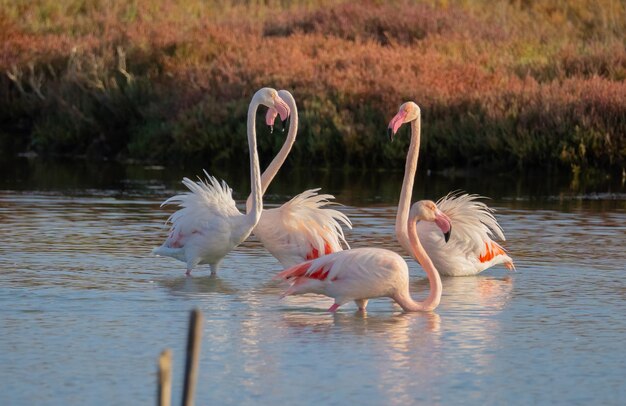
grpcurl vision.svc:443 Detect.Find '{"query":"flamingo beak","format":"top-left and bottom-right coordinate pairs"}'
top-left (274, 96), bottom-right (291, 123)
top-left (434, 209), bottom-right (452, 243)
top-left (265, 108), bottom-right (278, 133)
top-left (387, 110), bottom-right (408, 141)
top-left (280, 115), bottom-right (290, 133)
top-left (444, 227), bottom-right (452, 243)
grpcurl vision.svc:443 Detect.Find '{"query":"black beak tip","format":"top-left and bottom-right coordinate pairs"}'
top-left (444, 228), bottom-right (451, 243)
top-left (387, 128), bottom-right (394, 141)
top-left (268, 125), bottom-right (274, 134)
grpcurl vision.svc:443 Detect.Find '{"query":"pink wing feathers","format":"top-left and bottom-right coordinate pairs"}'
top-left (275, 248), bottom-right (409, 306)
top-left (275, 250), bottom-right (350, 300)
top-left (478, 241), bottom-right (515, 271)
top-left (277, 254), bottom-right (342, 282)
top-left (277, 260), bottom-right (329, 281)
top-left (275, 254), bottom-right (342, 298)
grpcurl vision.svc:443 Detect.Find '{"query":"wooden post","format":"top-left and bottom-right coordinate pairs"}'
top-left (157, 349), bottom-right (172, 406)
top-left (182, 308), bottom-right (203, 406)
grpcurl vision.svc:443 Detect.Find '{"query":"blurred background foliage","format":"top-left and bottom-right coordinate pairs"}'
top-left (1, 0), bottom-right (625, 174)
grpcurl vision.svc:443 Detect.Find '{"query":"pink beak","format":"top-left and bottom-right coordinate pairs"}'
top-left (274, 96), bottom-right (290, 122)
top-left (387, 110), bottom-right (408, 140)
top-left (434, 209), bottom-right (452, 243)
top-left (265, 108), bottom-right (278, 126)
top-left (265, 96), bottom-right (290, 133)
top-left (265, 108), bottom-right (278, 132)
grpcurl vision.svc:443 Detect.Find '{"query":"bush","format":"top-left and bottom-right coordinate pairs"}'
top-left (1, 0), bottom-right (624, 173)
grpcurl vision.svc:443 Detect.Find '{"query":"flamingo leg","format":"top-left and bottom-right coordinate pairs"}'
top-left (210, 261), bottom-right (222, 276)
top-left (186, 258), bottom-right (200, 277)
top-left (354, 299), bottom-right (369, 311)
top-left (327, 303), bottom-right (340, 313)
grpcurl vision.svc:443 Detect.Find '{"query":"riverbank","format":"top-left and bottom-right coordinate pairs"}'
top-left (1, 0), bottom-right (625, 173)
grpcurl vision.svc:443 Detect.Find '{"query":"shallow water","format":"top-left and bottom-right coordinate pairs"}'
top-left (1, 159), bottom-right (625, 405)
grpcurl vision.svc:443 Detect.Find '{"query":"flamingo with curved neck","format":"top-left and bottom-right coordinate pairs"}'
top-left (276, 200), bottom-right (450, 312)
top-left (388, 102), bottom-right (514, 276)
top-left (246, 90), bottom-right (298, 206)
top-left (395, 201), bottom-right (443, 311)
top-left (153, 87), bottom-right (290, 275)
top-left (245, 90), bottom-right (352, 268)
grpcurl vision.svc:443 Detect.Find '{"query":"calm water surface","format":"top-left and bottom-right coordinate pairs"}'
top-left (1, 159), bottom-right (625, 405)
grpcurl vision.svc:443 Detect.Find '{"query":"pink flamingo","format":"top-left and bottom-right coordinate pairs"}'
top-left (388, 102), bottom-right (514, 276)
top-left (152, 88), bottom-right (290, 275)
top-left (247, 90), bottom-right (351, 267)
top-left (276, 200), bottom-right (451, 312)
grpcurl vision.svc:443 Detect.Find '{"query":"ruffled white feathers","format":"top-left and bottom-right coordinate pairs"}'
top-left (416, 192), bottom-right (513, 276)
top-left (162, 171), bottom-right (239, 224)
top-left (254, 188), bottom-right (352, 267)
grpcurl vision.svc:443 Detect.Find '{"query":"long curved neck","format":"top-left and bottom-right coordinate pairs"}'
top-left (246, 94), bottom-right (298, 211)
top-left (245, 98), bottom-right (263, 226)
top-left (395, 214), bottom-right (442, 312)
top-left (395, 118), bottom-right (421, 254)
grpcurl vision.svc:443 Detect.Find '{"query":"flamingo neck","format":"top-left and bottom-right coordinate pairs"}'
top-left (245, 95), bottom-right (263, 226)
top-left (246, 93), bottom-right (298, 212)
top-left (395, 118), bottom-right (421, 254)
top-left (395, 214), bottom-right (442, 312)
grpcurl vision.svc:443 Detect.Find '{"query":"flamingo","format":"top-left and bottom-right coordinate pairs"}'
top-left (388, 102), bottom-right (514, 276)
top-left (246, 90), bottom-right (352, 268)
top-left (152, 87), bottom-right (290, 276)
top-left (275, 200), bottom-right (451, 312)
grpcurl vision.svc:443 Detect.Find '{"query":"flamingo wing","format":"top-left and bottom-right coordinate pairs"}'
top-left (254, 188), bottom-right (352, 267)
top-left (276, 248), bottom-right (405, 302)
top-left (160, 171), bottom-right (241, 247)
top-left (438, 192), bottom-right (504, 244)
top-left (276, 251), bottom-right (354, 282)
top-left (417, 192), bottom-right (513, 276)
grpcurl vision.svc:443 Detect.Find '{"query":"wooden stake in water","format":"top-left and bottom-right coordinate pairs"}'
top-left (157, 349), bottom-right (172, 406)
top-left (182, 308), bottom-right (203, 406)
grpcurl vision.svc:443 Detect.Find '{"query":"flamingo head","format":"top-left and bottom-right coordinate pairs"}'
top-left (411, 200), bottom-right (452, 243)
top-left (264, 89), bottom-right (292, 133)
top-left (387, 102), bottom-right (420, 141)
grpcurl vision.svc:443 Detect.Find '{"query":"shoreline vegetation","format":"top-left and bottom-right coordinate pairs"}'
top-left (1, 0), bottom-right (625, 174)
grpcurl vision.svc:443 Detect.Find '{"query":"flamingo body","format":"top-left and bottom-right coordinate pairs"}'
top-left (277, 201), bottom-right (449, 312)
top-left (277, 248), bottom-right (408, 307)
top-left (254, 188), bottom-right (351, 267)
top-left (417, 193), bottom-right (514, 276)
top-left (249, 90), bottom-right (351, 267)
top-left (153, 88), bottom-right (290, 275)
top-left (152, 174), bottom-right (251, 273)
top-left (388, 101), bottom-right (514, 278)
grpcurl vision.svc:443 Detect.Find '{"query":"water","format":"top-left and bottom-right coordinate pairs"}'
top-left (1, 158), bottom-right (625, 405)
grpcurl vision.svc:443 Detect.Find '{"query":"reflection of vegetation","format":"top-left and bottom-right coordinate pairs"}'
top-left (1, 0), bottom-right (625, 173)
top-left (2, 156), bottom-right (624, 206)
top-left (159, 275), bottom-right (239, 297)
